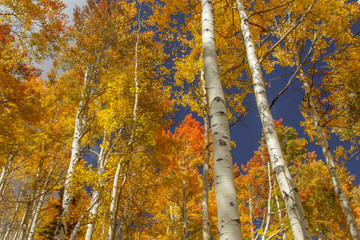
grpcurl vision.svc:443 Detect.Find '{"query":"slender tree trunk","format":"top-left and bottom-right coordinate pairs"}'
top-left (235, 1), bottom-right (311, 239)
top-left (168, 199), bottom-right (175, 234)
top-left (27, 158), bottom-right (57, 240)
top-left (69, 220), bottom-right (82, 240)
top-left (275, 194), bottom-right (286, 240)
top-left (0, 147), bottom-right (17, 201)
top-left (54, 70), bottom-right (90, 240)
top-left (248, 186), bottom-right (254, 240)
top-left (296, 62), bottom-right (360, 239)
top-left (201, 68), bottom-right (211, 240)
top-left (71, 180), bottom-right (108, 240)
top-left (85, 131), bottom-right (111, 240)
top-left (201, 0), bottom-right (243, 238)
top-left (182, 179), bottom-right (188, 240)
top-left (108, 29), bottom-right (140, 240)
top-left (3, 184), bottom-right (23, 239)
top-left (262, 163), bottom-right (273, 240)
top-left (101, 205), bottom-right (107, 240)
top-left (108, 160), bottom-right (123, 240)
top-left (18, 156), bottom-right (44, 240)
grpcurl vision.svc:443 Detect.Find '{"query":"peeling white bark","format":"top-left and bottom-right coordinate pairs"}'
top-left (235, 1), bottom-right (311, 239)
top-left (201, 0), bottom-right (243, 238)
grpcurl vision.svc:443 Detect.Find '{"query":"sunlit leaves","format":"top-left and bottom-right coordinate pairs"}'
top-left (1, 0), bottom-right (67, 61)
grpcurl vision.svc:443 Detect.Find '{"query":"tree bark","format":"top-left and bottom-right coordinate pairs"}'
top-left (54, 70), bottom-right (90, 240)
top-left (27, 158), bottom-right (57, 240)
top-left (18, 156), bottom-right (44, 240)
top-left (85, 131), bottom-right (111, 240)
top-left (108, 160), bottom-right (124, 240)
top-left (275, 195), bottom-right (286, 240)
top-left (201, 0), bottom-right (243, 238)
top-left (235, 1), bottom-right (311, 239)
top-left (3, 184), bottom-right (23, 239)
top-left (0, 147), bottom-right (17, 202)
top-left (108, 30), bottom-right (140, 240)
top-left (201, 68), bottom-right (211, 240)
top-left (296, 62), bottom-right (360, 239)
top-left (262, 163), bottom-right (273, 240)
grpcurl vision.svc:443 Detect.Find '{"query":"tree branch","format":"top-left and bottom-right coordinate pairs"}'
top-left (270, 30), bottom-right (316, 108)
top-left (248, 0), bottom-right (294, 18)
top-left (259, 2), bottom-right (314, 64)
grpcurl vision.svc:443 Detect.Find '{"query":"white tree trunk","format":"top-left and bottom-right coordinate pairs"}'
top-left (201, 0), bottom-right (243, 238)
top-left (108, 170), bottom-right (127, 240)
top-left (18, 156), bottom-right (44, 240)
top-left (297, 65), bottom-right (360, 239)
top-left (275, 195), bottom-right (286, 240)
top-left (0, 147), bottom-right (17, 202)
top-left (54, 70), bottom-right (90, 240)
top-left (85, 131), bottom-right (111, 240)
top-left (108, 160), bottom-right (122, 240)
top-left (27, 158), bottom-right (57, 240)
top-left (201, 68), bottom-right (211, 240)
top-left (108, 29), bottom-right (140, 240)
top-left (167, 199), bottom-right (175, 234)
top-left (3, 185), bottom-right (23, 239)
top-left (262, 163), bottom-right (273, 240)
top-left (235, 1), bottom-right (311, 239)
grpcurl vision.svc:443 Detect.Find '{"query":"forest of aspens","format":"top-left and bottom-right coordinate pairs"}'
top-left (1, 0), bottom-right (360, 239)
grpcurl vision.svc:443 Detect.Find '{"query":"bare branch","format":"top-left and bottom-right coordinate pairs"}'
top-left (248, 0), bottom-right (294, 18)
top-left (270, 31), bottom-right (316, 108)
top-left (266, 227), bottom-right (289, 240)
top-left (259, 2), bottom-right (314, 64)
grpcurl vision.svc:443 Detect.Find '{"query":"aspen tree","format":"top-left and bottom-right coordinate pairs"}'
top-left (201, 0), bottom-right (243, 238)
top-left (84, 132), bottom-right (111, 240)
top-left (260, 0), bottom-right (360, 237)
top-left (18, 155), bottom-right (45, 240)
top-left (296, 62), bottom-right (360, 239)
top-left (54, 70), bottom-right (90, 240)
top-left (0, 149), bottom-right (17, 202)
top-left (235, 0), bottom-right (311, 239)
top-left (27, 158), bottom-right (57, 240)
top-left (108, 24), bottom-right (140, 240)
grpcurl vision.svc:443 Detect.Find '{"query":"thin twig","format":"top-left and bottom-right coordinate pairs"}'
top-left (259, 2), bottom-right (314, 64)
top-left (248, 0), bottom-right (294, 18)
top-left (270, 31), bottom-right (316, 108)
